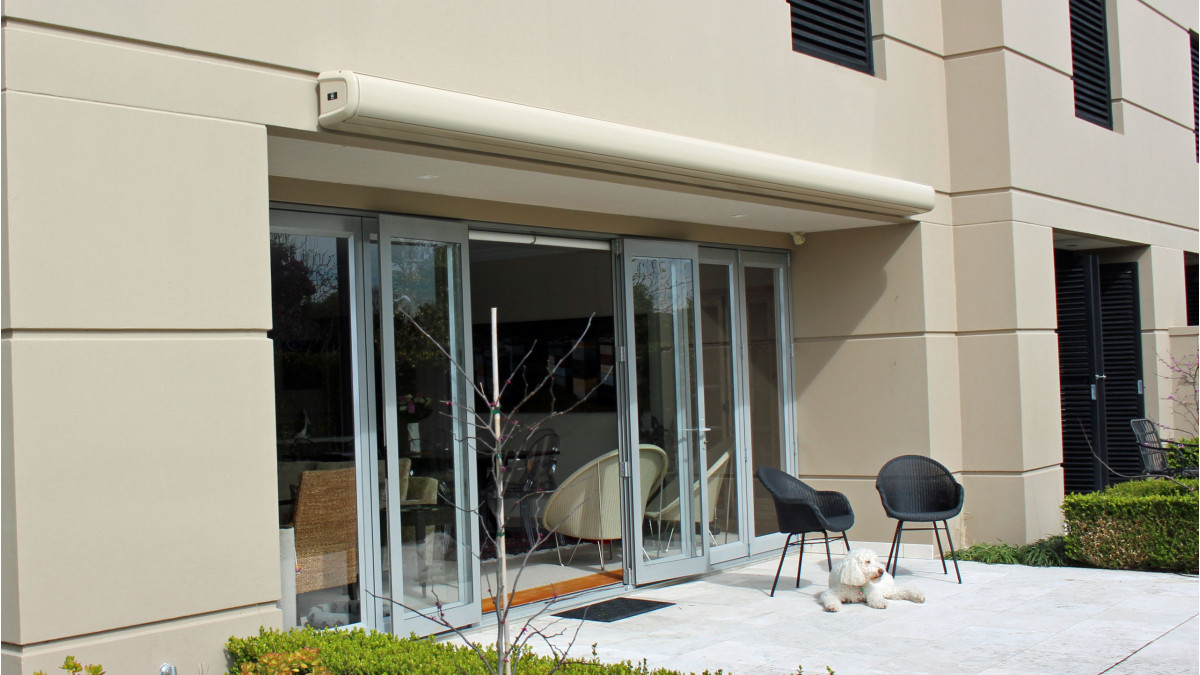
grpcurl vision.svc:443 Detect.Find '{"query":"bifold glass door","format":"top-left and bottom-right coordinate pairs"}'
top-left (622, 240), bottom-right (710, 584)
top-left (374, 215), bottom-right (480, 634)
top-left (269, 207), bottom-right (479, 636)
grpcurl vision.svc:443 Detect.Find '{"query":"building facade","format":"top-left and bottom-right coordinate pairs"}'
top-left (2, 1), bottom-right (1196, 673)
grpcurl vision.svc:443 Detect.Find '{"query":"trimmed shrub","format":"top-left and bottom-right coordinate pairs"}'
top-left (1062, 479), bottom-right (1198, 573)
top-left (226, 627), bottom-right (727, 675)
top-left (950, 536), bottom-right (1069, 567)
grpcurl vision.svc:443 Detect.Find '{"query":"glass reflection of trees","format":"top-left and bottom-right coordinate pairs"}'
top-left (631, 258), bottom-right (696, 451)
top-left (270, 234), bottom-right (353, 447)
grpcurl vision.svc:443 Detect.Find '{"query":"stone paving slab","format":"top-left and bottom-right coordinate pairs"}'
top-left (455, 553), bottom-right (1198, 675)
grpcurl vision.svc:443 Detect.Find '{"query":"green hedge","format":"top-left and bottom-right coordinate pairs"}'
top-left (226, 627), bottom-right (724, 675)
top-left (1063, 479), bottom-right (1198, 573)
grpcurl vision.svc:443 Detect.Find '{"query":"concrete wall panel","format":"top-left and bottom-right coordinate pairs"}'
top-left (1110, 0), bottom-right (1196, 127)
top-left (792, 224), bottom-right (928, 339)
top-left (5, 606), bottom-right (281, 675)
top-left (2, 93), bottom-right (270, 330)
top-left (945, 52), bottom-right (1012, 192)
top-left (795, 335), bottom-right (932, 475)
top-left (6, 336), bottom-right (279, 642)
top-left (1006, 55), bottom-right (1198, 229)
top-left (961, 468), bottom-right (1065, 545)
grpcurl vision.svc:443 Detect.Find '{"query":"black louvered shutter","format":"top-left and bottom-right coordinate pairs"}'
top-left (1098, 263), bottom-right (1144, 483)
top-left (1191, 32), bottom-right (1197, 160)
top-left (1055, 252), bottom-right (1145, 493)
top-left (788, 0), bottom-right (873, 75)
top-left (1056, 252), bottom-right (1105, 493)
top-left (1187, 262), bottom-right (1198, 326)
top-left (1070, 0), bottom-right (1113, 129)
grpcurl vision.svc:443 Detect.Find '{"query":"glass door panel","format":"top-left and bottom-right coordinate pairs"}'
top-left (623, 240), bottom-right (708, 584)
top-left (376, 215), bottom-right (480, 634)
top-left (268, 210), bottom-right (367, 629)
top-left (698, 252), bottom-right (748, 563)
top-left (741, 254), bottom-right (794, 554)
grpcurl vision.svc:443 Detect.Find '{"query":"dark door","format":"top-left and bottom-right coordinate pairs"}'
top-left (1054, 251), bottom-right (1144, 492)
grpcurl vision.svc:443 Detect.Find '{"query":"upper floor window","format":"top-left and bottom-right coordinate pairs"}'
top-left (1070, 0), bottom-right (1113, 129)
top-left (788, 0), bottom-right (873, 75)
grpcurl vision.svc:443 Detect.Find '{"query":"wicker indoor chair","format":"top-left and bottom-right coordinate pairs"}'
top-left (541, 444), bottom-right (667, 570)
top-left (755, 466), bottom-right (855, 596)
top-left (645, 451), bottom-right (731, 550)
top-left (293, 467), bottom-right (359, 595)
top-left (875, 455), bottom-right (964, 583)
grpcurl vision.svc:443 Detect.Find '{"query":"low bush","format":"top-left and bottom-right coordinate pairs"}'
top-left (950, 536), bottom-right (1070, 567)
top-left (1167, 437), bottom-right (1199, 472)
top-left (1062, 478), bottom-right (1198, 573)
top-left (226, 627), bottom-right (727, 675)
top-left (35, 656), bottom-right (104, 675)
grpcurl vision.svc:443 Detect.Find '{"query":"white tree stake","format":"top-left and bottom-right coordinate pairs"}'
top-left (491, 307), bottom-right (511, 675)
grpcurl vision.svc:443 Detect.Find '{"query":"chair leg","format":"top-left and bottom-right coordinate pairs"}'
top-left (886, 521), bottom-right (904, 576)
top-left (840, 532), bottom-right (851, 554)
top-left (943, 520), bottom-right (962, 584)
top-left (770, 534), bottom-right (794, 597)
top-left (822, 530), bottom-right (833, 570)
top-left (796, 533), bottom-right (807, 588)
top-left (932, 521), bottom-right (948, 574)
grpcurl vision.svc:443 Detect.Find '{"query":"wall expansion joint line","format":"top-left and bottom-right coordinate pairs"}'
top-left (4, 329), bottom-right (269, 339)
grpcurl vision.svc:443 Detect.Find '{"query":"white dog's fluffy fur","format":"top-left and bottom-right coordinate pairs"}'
top-left (817, 548), bottom-right (925, 612)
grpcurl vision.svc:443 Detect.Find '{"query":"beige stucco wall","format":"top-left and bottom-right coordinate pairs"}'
top-left (1, 90), bottom-right (281, 671)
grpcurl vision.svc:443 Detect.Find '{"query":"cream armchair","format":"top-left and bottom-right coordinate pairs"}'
top-left (541, 444), bottom-right (667, 569)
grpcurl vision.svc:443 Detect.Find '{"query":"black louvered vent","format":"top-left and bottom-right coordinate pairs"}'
top-left (1056, 253), bottom-right (1104, 493)
top-left (1187, 262), bottom-right (1198, 326)
top-left (788, 0), bottom-right (873, 75)
top-left (1098, 263), bottom-right (1143, 484)
top-left (1191, 32), bottom-right (1197, 160)
top-left (1070, 0), bottom-right (1113, 129)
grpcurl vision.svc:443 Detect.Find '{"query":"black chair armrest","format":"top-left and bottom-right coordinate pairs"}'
top-left (814, 490), bottom-right (853, 515)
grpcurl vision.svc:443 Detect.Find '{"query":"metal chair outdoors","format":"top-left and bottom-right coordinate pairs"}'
top-left (1130, 418), bottom-right (1199, 478)
top-left (504, 428), bottom-right (561, 543)
top-left (875, 455), bottom-right (963, 584)
top-left (755, 466), bottom-right (854, 596)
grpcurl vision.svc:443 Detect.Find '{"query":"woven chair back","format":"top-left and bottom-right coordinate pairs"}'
top-left (293, 467), bottom-right (358, 594)
top-left (876, 455), bottom-right (960, 517)
top-left (1130, 419), bottom-right (1170, 473)
top-left (756, 466), bottom-right (826, 534)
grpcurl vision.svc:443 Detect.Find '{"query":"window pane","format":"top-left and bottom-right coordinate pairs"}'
top-left (745, 266), bottom-right (784, 537)
top-left (699, 263), bottom-right (740, 545)
top-left (270, 233), bottom-right (361, 628)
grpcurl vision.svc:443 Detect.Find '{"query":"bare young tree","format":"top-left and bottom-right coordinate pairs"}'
top-left (370, 304), bottom-right (612, 675)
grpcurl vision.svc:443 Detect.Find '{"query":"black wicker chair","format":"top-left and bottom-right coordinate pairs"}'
top-left (1130, 418), bottom-right (1198, 478)
top-left (755, 466), bottom-right (854, 596)
top-left (875, 455), bottom-right (964, 584)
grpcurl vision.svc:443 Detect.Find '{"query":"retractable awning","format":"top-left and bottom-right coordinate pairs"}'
top-left (314, 70), bottom-right (934, 222)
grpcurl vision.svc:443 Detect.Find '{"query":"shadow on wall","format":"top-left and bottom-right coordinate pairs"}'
top-left (791, 223), bottom-right (931, 469)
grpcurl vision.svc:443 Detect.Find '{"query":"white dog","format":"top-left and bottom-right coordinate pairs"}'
top-left (817, 548), bottom-right (925, 612)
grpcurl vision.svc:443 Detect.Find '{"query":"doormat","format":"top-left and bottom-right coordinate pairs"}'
top-left (553, 597), bottom-right (673, 622)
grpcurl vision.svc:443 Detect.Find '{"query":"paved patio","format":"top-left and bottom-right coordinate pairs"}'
top-left (458, 552), bottom-right (1199, 675)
